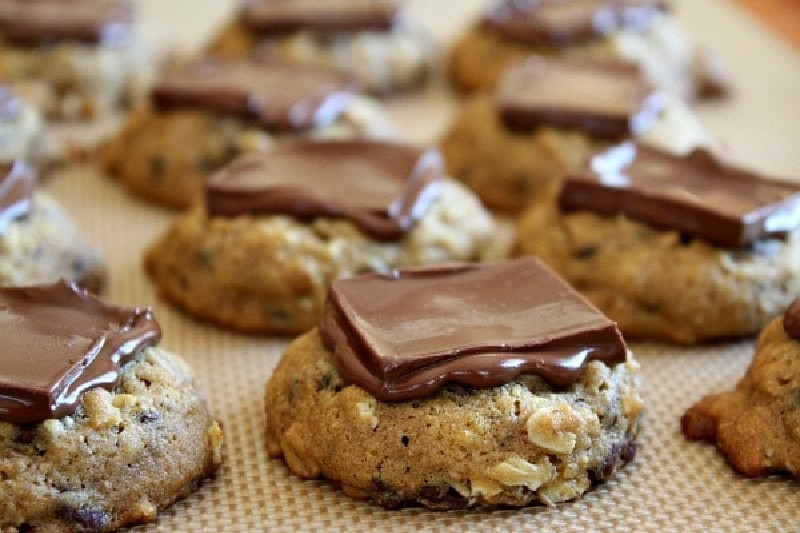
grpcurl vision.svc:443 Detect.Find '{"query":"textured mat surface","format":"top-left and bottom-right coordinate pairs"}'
top-left (40, 1), bottom-right (800, 531)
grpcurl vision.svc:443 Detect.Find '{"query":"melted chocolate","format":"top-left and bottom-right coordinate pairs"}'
top-left (484, 0), bottom-right (668, 45)
top-left (150, 58), bottom-right (357, 132)
top-left (0, 0), bottom-right (133, 45)
top-left (0, 281), bottom-right (161, 424)
top-left (320, 257), bottom-right (629, 401)
top-left (560, 142), bottom-right (800, 248)
top-left (496, 56), bottom-right (665, 138)
top-left (240, 0), bottom-right (401, 34)
top-left (0, 160), bottom-right (35, 236)
top-left (205, 139), bottom-right (443, 240)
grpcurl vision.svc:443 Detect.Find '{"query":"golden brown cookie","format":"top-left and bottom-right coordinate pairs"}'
top-left (449, 2), bottom-right (728, 99)
top-left (266, 259), bottom-right (643, 509)
top-left (681, 302), bottom-right (800, 479)
top-left (0, 282), bottom-right (223, 532)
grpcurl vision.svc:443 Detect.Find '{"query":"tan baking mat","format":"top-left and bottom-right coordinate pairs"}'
top-left (38, 0), bottom-right (800, 531)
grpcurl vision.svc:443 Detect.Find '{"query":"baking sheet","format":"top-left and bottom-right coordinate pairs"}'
top-left (41, 1), bottom-right (800, 531)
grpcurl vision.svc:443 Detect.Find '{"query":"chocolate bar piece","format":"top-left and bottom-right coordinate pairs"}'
top-left (320, 257), bottom-right (628, 401)
top-left (0, 281), bottom-right (161, 424)
top-left (0, 0), bottom-right (133, 45)
top-left (495, 56), bottom-right (665, 138)
top-left (560, 142), bottom-right (800, 248)
top-left (150, 59), bottom-right (357, 132)
top-left (205, 139), bottom-right (443, 240)
top-left (484, 0), bottom-right (668, 45)
top-left (240, 0), bottom-right (401, 34)
top-left (0, 160), bottom-right (35, 236)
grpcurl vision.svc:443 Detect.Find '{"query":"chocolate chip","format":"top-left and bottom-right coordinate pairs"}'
top-left (783, 299), bottom-right (800, 341)
top-left (315, 374), bottom-right (332, 391)
top-left (588, 437), bottom-right (636, 485)
top-left (14, 425), bottom-right (37, 445)
top-left (17, 523), bottom-right (39, 533)
top-left (419, 485), bottom-right (469, 509)
top-left (573, 245), bottom-right (598, 260)
top-left (401, 435), bottom-right (410, 447)
top-left (139, 409), bottom-right (160, 423)
top-left (371, 478), bottom-right (405, 510)
top-left (56, 506), bottom-right (111, 530)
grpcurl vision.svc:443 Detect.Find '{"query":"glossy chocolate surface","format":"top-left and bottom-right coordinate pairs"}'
top-left (151, 58), bottom-right (357, 132)
top-left (240, 0), bottom-right (401, 34)
top-left (0, 160), bottom-right (35, 236)
top-left (0, 281), bottom-right (161, 424)
top-left (560, 142), bottom-right (800, 248)
top-left (0, 0), bottom-right (133, 45)
top-left (320, 257), bottom-right (628, 401)
top-left (205, 139), bottom-right (443, 240)
top-left (496, 56), bottom-right (665, 138)
top-left (484, 0), bottom-right (668, 45)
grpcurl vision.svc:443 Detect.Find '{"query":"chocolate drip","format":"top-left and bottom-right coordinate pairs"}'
top-left (0, 281), bottom-right (161, 424)
top-left (320, 258), bottom-right (629, 401)
top-left (0, 160), bottom-right (35, 236)
top-left (496, 56), bottom-right (665, 138)
top-left (484, 0), bottom-right (669, 45)
top-left (150, 58), bottom-right (357, 132)
top-left (560, 142), bottom-right (800, 248)
top-left (240, 0), bottom-right (401, 34)
top-left (205, 139), bottom-right (443, 240)
top-left (0, 0), bottom-right (133, 45)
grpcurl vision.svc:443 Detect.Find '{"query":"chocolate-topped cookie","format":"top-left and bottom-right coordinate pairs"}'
top-left (0, 0), bottom-right (148, 122)
top-left (449, 0), bottom-right (729, 100)
top-left (266, 257), bottom-right (643, 509)
top-left (206, 0), bottom-right (431, 94)
top-left (439, 56), bottom-right (712, 213)
top-left (0, 281), bottom-right (223, 532)
top-left (101, 58), bottom-right (393, 208)
top-left (144, 138), bottom-right (504, 334)
top-left (516, 142), bottom-right (800, 343)
top-left (681, 299), bottom-right (800, 480)
top-left (0, 159), bottom-right (106, 291)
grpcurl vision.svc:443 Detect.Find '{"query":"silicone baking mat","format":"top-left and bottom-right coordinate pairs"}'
top-left (41, 1), bottom-right (800, 531)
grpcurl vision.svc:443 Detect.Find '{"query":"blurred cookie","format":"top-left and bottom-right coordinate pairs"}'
top-left (101, 57), bottom-right (393, 208)
top-left (0, 0), bottom-right (149, 121)
top-left (207, 0), bottom-right (431, 94)
top-left (681, 300), bottom-right (800, 479)
top-left (145, 139), bottom-right (506, 334)
top-left (266, 257), bottom-right (643, 509)
top-left (0, 281), bottom-right (224, 532)
top-left (515, 142), bottom-right (800, 344)
top-left (1, 87), bottom-right (104, 290)
top-left (449, 0), bottom-right (730, 99)
top-left (440, 56), bottom-right (713, 213)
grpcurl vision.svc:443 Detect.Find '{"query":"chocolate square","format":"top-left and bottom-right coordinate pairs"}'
top-left (150, 58), bottom-right (357, 132)
top-left (0, 281), bottom-right (160, 424)
top-left (559, 142), bottom-right (800, 248)
top-left (495, 56), bottom-right (665, 138)
top-left (205, 139), bottom-right (443, 240)
top-left (240, 0), bottom-right (401, 34)
top-left (320, 257), bottom-right (628, 401)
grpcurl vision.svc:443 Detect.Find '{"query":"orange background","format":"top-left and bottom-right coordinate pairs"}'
top-left (732, 0), bottom-right (800, 49)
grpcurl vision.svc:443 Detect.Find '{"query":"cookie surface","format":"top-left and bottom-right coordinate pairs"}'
top-left (681, 311), bottom-right (800, 479)
top-left (1, 192), bottom-right (106, 292)
top-left (515, 199), bottom-right (800, 343)
top-left (145, 178), bottom-right (503, 333)
top-left (0, 346), bottom-right (224, 532)
top-left (449, 13), bottom-right (719, 99)
top-left (266, 328), bottom-right (642, 509)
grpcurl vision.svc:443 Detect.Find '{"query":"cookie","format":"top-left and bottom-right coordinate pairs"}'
top-left (266, 257), bottom-right (643, 509)
top-left (681, 299), bottom-right (800, 479)
top-left (0, 281), bottom-right (224, 532)
top-left (207, 0), bottom-right (431, 94)
top-left (1, 161), bottom-right (106, 292)
top-left (449, 0), bottom-right (730, 99)
top-left (100, 57), bottom-right (393, 208)
top-left (0, 0), bottom-right (148, 122)
top-left (145, 139), bottom-right (506, 334)
top-left (515, 142), bottom-right (800, 344)
top-left (440, 56), bottom-right (713, 213)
